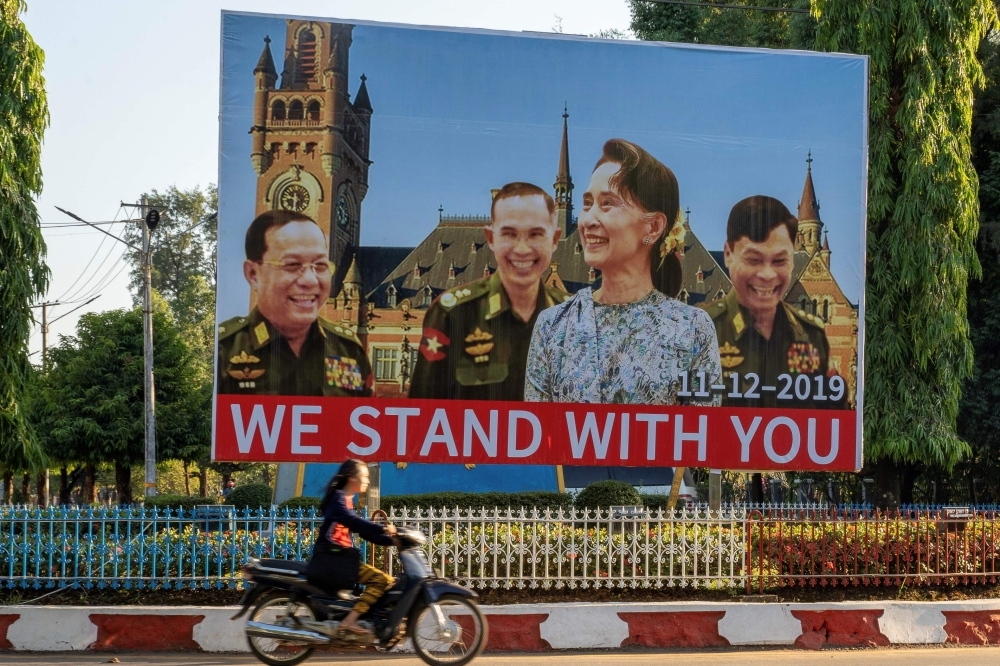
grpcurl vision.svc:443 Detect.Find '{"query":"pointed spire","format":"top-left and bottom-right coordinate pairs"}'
top-left (255, 36), bottom-right (278, 80)
top-left (354, 73), bottom-right (373, 113)
top-left (798, 150), bottom-right (821, 223)
top-left (796, 151), bottom-right (823, 254)
top-left (556, 104), bottom-right (572, 189)
top-left (553, 105), bottom-right (574, 237)
top-left (344, 253), bottom-right (362, 287)
top-left (822, 230), bottom-right (830, 252)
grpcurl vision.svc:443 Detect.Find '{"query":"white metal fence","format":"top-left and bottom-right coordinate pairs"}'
top-left (381, 506), bottom-right (746, 590)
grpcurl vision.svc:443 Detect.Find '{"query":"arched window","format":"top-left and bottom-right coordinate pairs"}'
top-left (811, 298), bottom-right (819, 315)
top-left (289, 100), bottom-right (304, 121)
top-left (387, 284), bottom-right (397, 309)
top-left (678, 289), bottom-right (689, 304)
top-left (307, 100), bottom-right (320, 121)
top-left (421, 285), bottom-right (433, 308)
top-left (298, 30), bottom-right (317, 80)
top-left (271, 100), bottom-right (286, 121)
top-left (822, 299), bottom-right (830, 322)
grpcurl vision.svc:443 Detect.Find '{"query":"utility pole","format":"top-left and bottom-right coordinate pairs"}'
top-left (138, 196), bottom-right (158, 498)
top-left (58, 202), bottom-right (160, 499)
top-left (31, 295), bottom-right (100, 507)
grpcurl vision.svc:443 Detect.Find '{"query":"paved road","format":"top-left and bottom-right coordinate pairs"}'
top-left (6, 649), bottom-right (1000, 665)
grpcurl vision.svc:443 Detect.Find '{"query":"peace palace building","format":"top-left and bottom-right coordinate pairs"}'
top-left (251, 20), bottom-right (860, 406)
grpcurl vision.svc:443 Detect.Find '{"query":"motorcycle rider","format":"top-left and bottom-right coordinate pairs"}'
top-left (307, 459), bottom-right (397, 637)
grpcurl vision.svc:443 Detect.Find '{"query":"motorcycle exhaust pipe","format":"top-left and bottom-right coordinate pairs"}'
top-left (245, 620), bottom-right (330, 645)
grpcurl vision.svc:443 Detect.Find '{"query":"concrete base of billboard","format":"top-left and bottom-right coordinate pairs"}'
top-left (2, 600), bottom-right (1000, 652)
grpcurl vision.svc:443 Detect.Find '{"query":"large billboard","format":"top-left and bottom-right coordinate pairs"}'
top-left (213, 11), bottom-right (868, 475)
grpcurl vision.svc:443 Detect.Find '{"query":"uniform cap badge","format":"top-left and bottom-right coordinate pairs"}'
top-left (441, 293), bottom-right (458, 308)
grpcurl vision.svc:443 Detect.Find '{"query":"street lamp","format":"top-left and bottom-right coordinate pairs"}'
top-left (56, 200), bottom-right (162, 497)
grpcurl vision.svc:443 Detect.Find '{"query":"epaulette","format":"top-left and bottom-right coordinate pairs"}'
top-left (790, 306), bottom-right (826, 330)
top-left (319, 317), bottom-right (363, 345)
top-left (218, 316), bottom-right (250, 340)
top-left (438, 278), bottom-right (490, 310)
top-left (699, 298), bottom-right (728, 320)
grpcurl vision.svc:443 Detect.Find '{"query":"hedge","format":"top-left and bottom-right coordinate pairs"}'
top-left (639, 493), bottom-right (674, 509)
top-left (143, 494), bottom-right (211, 513)
top-left (278, 496), bottom-right (321, 512)
top-left (227, 484), bottom-right (273, 511)
top-left (574, 481), bottom-right (642, 509)
top-left (381, 491), bottom-right (572, 512)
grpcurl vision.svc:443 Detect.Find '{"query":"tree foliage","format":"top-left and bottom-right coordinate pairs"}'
top-left (34, 298), bottom-right (210, 503)
top-left (814, 0), bottom-right (998, 471)
top-left (943, 19), bottom-right (1000, 503)
top-left (123, 184), bottom-right (217, 345)
top-left (628, 0), bottom-right (815, 49)
top-left (0, 0), bottom-right (49, 472)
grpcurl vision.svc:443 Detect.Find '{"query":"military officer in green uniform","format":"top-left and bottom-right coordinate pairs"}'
top-left (701, 195), bottom-right (842, 410)
top-left (217, 210), bottom-right (372, 397)
top-left (409, 182), bottom-right (569, 401)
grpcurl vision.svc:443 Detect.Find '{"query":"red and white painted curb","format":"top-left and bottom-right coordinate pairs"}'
top-left (3, 601), bottom-right (1000, 651)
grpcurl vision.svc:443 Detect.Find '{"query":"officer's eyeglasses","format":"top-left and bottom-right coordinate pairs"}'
top-left (259, 260), bottom-right (332, 277)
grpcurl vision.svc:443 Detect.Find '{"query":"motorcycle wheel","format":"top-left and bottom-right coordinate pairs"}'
top-left (246, 593), bottom-right (318, 666)
top-left (409, 594), bottom-right (488, 666)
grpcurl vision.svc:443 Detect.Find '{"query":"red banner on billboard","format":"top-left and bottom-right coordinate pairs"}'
top-left (214, 395), bottom-right (859, 471)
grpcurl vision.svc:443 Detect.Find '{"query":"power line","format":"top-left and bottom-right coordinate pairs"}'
top-left (69, 248), bottom-right (129, 304)
top-left (41, 220), bottom-right (124, 228)
top-left (52, 214), bottom-right (116, 302)
top-left (60, 238), bottom-right (125, 303)
top-left (54, 207), bottom-right (140, 303)
top-left (638, 0), bottom-right (809, 13)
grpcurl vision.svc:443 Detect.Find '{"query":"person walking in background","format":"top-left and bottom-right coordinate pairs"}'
top-left (525, 138), bottom-right (720, 405)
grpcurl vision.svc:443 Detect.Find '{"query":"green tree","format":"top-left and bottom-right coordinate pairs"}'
top-left (0, 0), bottom-right (49, 475)
top-left (628, 0), bottom-right (815, 49)
top-left (38, 298), bottom-right (209, 504)
top-left (123, 185), bottom-right (218, 344)
top-left (813, 0), bottom-right (998, 504)
top-left (935, 17), bottom-right (1000, 504)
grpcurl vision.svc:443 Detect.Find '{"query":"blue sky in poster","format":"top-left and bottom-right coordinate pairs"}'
top-left (218, 11), bottom-right (867, 319)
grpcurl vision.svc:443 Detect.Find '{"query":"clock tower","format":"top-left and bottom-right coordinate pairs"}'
top-left (250, 20), bottom-right (372, 296)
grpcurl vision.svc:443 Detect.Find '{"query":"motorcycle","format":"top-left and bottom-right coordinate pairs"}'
top-left (233, 525), bottom-right (488, 666)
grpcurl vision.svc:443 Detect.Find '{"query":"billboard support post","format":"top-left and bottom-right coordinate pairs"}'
top-left (709, 469), bottom-right (722, 512)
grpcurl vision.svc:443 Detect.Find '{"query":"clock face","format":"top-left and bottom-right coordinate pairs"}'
top-left (279, 184), bottom-right (310, 213)
top-left (336, 195), bottom-right (350, 228)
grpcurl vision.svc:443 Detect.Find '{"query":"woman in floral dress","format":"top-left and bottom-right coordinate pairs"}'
top-left (525, 138), bottom-right (721, 405)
